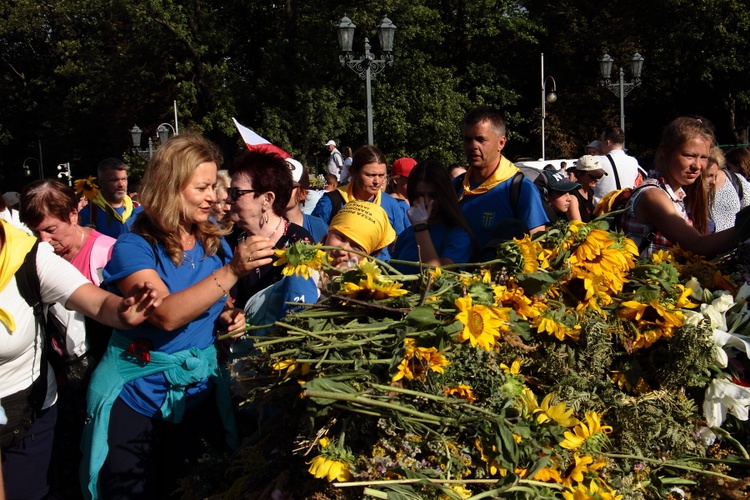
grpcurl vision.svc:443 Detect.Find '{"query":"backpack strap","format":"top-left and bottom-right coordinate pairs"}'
top-left (14, 241), bottom-right (49, 416)
top-left (509, 171), bottom-right (524, 219)
top-left (326, 189), bottom-right (345, 221)
top-left (607, 154), bottom-right (621, 190)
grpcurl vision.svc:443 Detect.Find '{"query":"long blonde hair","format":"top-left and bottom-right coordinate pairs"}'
top-left (656, 117), bottom-right (715, 235)
top-left (132, 132), bottom-right (227, 266)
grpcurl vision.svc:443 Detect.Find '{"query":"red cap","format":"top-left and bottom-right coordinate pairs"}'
top-left (391, 157), bottom-right (417, 177)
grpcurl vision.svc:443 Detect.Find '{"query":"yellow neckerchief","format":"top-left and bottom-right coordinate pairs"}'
top-left (339, 183), bottom-right (383, 206)
top-left (90, 192), bottom-right (134, 223)
top-left (0, 220), bottom-right (38, 332)
top-left (458, 156), bottom-right (519, 202)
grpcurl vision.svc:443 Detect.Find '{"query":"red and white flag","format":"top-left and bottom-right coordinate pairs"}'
top-left (232, 117), bottom-right (290, 159)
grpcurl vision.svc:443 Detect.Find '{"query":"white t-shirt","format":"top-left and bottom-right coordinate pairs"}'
top-left (593, 150), bottom-right (643, 203)
top-left (0, 242), bottom-right (89, 407)
top-left (0, 208), bottom-right (31, 234)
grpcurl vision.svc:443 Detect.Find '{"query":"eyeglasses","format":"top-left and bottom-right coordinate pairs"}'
top-left (227, 187), bottom-right (258, 201)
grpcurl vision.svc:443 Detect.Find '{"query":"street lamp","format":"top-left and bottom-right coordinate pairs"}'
top-left (57, 163), bottom-right (73, 186)
top-left (337, 15), bottom-right (397, 145)
top-left (23, 157), bottom-right (42, 179)
top-left (130, 124), bottom-right (154, 159)
top-left (22, 140), bottom-right (44, 179)
top-left (156, 122), bottom-right (177, 144)
top-left (598, 52), bottom-right (644, 140)
top-left (541, 53), bottom-right (558, 161)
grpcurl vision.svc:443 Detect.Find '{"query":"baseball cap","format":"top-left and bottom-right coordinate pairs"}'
top-left (575, 155), bottom-right (607, 175)
top-left (325, 140), bottom-right (336, 147)
top-left (391, 157), bottom-right (417, 178)
top-left (3, 191), bottom-right (20, 207)
top-left (285, 158), bottom-right (309, 188)
top-left (585, 140), bottom-right (601, 151)
top-left (538, 170), bottom-right (580, 193)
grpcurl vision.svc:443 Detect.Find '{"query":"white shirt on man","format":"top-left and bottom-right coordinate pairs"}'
top-left (593, 149), bottom-right (643, 203)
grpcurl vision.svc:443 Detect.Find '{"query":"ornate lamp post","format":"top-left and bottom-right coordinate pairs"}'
top-left (541, 53), bottom-right (558, 161)
top-left (130, 125), bottom-right (154, 159)
top-left (599, 53), bottom-right (645, 140)
top-left (156, 122), bottom-right (177, 144)
top-left (337, 15), bottom-right (396, 145)
top-left (57, 163), bottom-right (73, 186)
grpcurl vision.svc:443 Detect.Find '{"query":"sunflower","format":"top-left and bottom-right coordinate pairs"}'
top-left (513, 234), bottom-right (547, 273)
top-left (392, 339), bottom-right (450, 382)
top-left (534, 393), bottom-right (580, 427)
top-left (559, 411), bottom-right (612, 451)
top-left (532, 467), bottom-right (564, 484)
top-left (494, 283), bottom-right (543, 319)
top-left (307, 455), bottom-right (352, 482)
top-left (618, 298), bottom-right (684, 348)
top-left (454, 296), bottom-right (509, 351)
top-left (74, 176), bottom-right (99, 201)
top-left (445, 384), bottom-right (476, 402)
top-left (500, 358), bottom-right (522, 374)
top-left (273, 242), bottom-right (329, 279)
top-left (532, 312), bottom-right (581, 342)
top-left (340, 272), bottom-right (408, 300)
top-left (562, 480), bottom-right (623, 500)
top-left (562, 455), bottom-right (607, 486)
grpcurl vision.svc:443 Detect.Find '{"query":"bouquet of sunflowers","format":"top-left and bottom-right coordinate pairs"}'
top-left (199, 219), bottom-right (750, 500)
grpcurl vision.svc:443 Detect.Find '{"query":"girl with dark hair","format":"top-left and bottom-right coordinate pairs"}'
top-left (391, 160), bottom-right (476, 273)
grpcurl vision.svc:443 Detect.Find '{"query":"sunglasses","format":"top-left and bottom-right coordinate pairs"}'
top-left (227, 187), bottom-right (258, 200)
top-left (583, 172), bottom-right (604, 180)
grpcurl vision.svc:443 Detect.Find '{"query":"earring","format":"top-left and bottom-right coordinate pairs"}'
top-left (264, 210), bottom-right (269, 224)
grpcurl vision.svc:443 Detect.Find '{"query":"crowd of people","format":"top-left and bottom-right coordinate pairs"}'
top-left (2, 106), bottom-right (750, 499)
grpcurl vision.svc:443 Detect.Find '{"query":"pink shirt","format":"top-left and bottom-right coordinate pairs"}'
top-left (70, 230), bottom-right (116, 285)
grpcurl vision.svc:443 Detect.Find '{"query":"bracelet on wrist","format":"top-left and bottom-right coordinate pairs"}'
top-left (212, 269), bottom-right (229, 298)
top-left (413, 223), bottom-right (429, 232)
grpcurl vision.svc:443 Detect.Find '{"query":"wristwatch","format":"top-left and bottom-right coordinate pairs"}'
top-left (413, 223), bottom-right (429, 232)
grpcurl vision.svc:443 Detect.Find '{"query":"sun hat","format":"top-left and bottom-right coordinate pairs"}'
top-left (328, 200), bottom-right (395, 255)
top-left (575, 155), bottom-right (608, 175)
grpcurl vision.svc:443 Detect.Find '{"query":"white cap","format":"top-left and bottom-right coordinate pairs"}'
top-left (285, 158), bottom-right (304, 183)
top-left (325, 140), bottom-right (336, 147)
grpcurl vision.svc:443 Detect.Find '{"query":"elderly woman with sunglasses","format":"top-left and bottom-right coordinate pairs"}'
top-left (227, 150), bottom-right (313, 309)
top-left (567, 155), bottom-right (607, 223)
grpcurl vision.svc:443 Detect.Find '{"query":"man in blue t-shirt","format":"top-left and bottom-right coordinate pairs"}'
top-left (455, 106), bottom-right (548, 249)
top-left (79, 158), bottom-right (143, 238)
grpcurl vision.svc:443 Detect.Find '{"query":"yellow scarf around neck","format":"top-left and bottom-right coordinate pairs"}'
top-left (340, 183), bottom-right (383, 206)
top-left (458, 156), bottom-right (519, 202)
top-left (0, 220), bottom-right (38, 332)
top-left (91, 192), bottom-right (134, 223)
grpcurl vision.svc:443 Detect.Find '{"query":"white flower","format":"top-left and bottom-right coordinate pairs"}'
top-left (683, 310), bottom-right (704, 326)
top-left (700, 292), bottom-right (735, 330)
top-left (712, 329), bottom-right (750, 368)
top-left (697, 426), bottom-right (716, 446)
top-left (737, 282), bottom-right (750, 303)
top-left (703, 377), bottom-right (750, 429)
top-left (685, 277), bottom-right (704, 301)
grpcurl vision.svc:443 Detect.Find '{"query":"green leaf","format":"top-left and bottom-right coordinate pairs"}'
top-left (405, 305), bottom-right (442, 327)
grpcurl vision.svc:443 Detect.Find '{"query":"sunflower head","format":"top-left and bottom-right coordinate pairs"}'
top-left (74, 176), bottom-right (100, 201)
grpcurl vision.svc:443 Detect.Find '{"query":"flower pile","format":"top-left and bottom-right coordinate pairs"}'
top-left (211, 219), bottom-right (750, 499)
